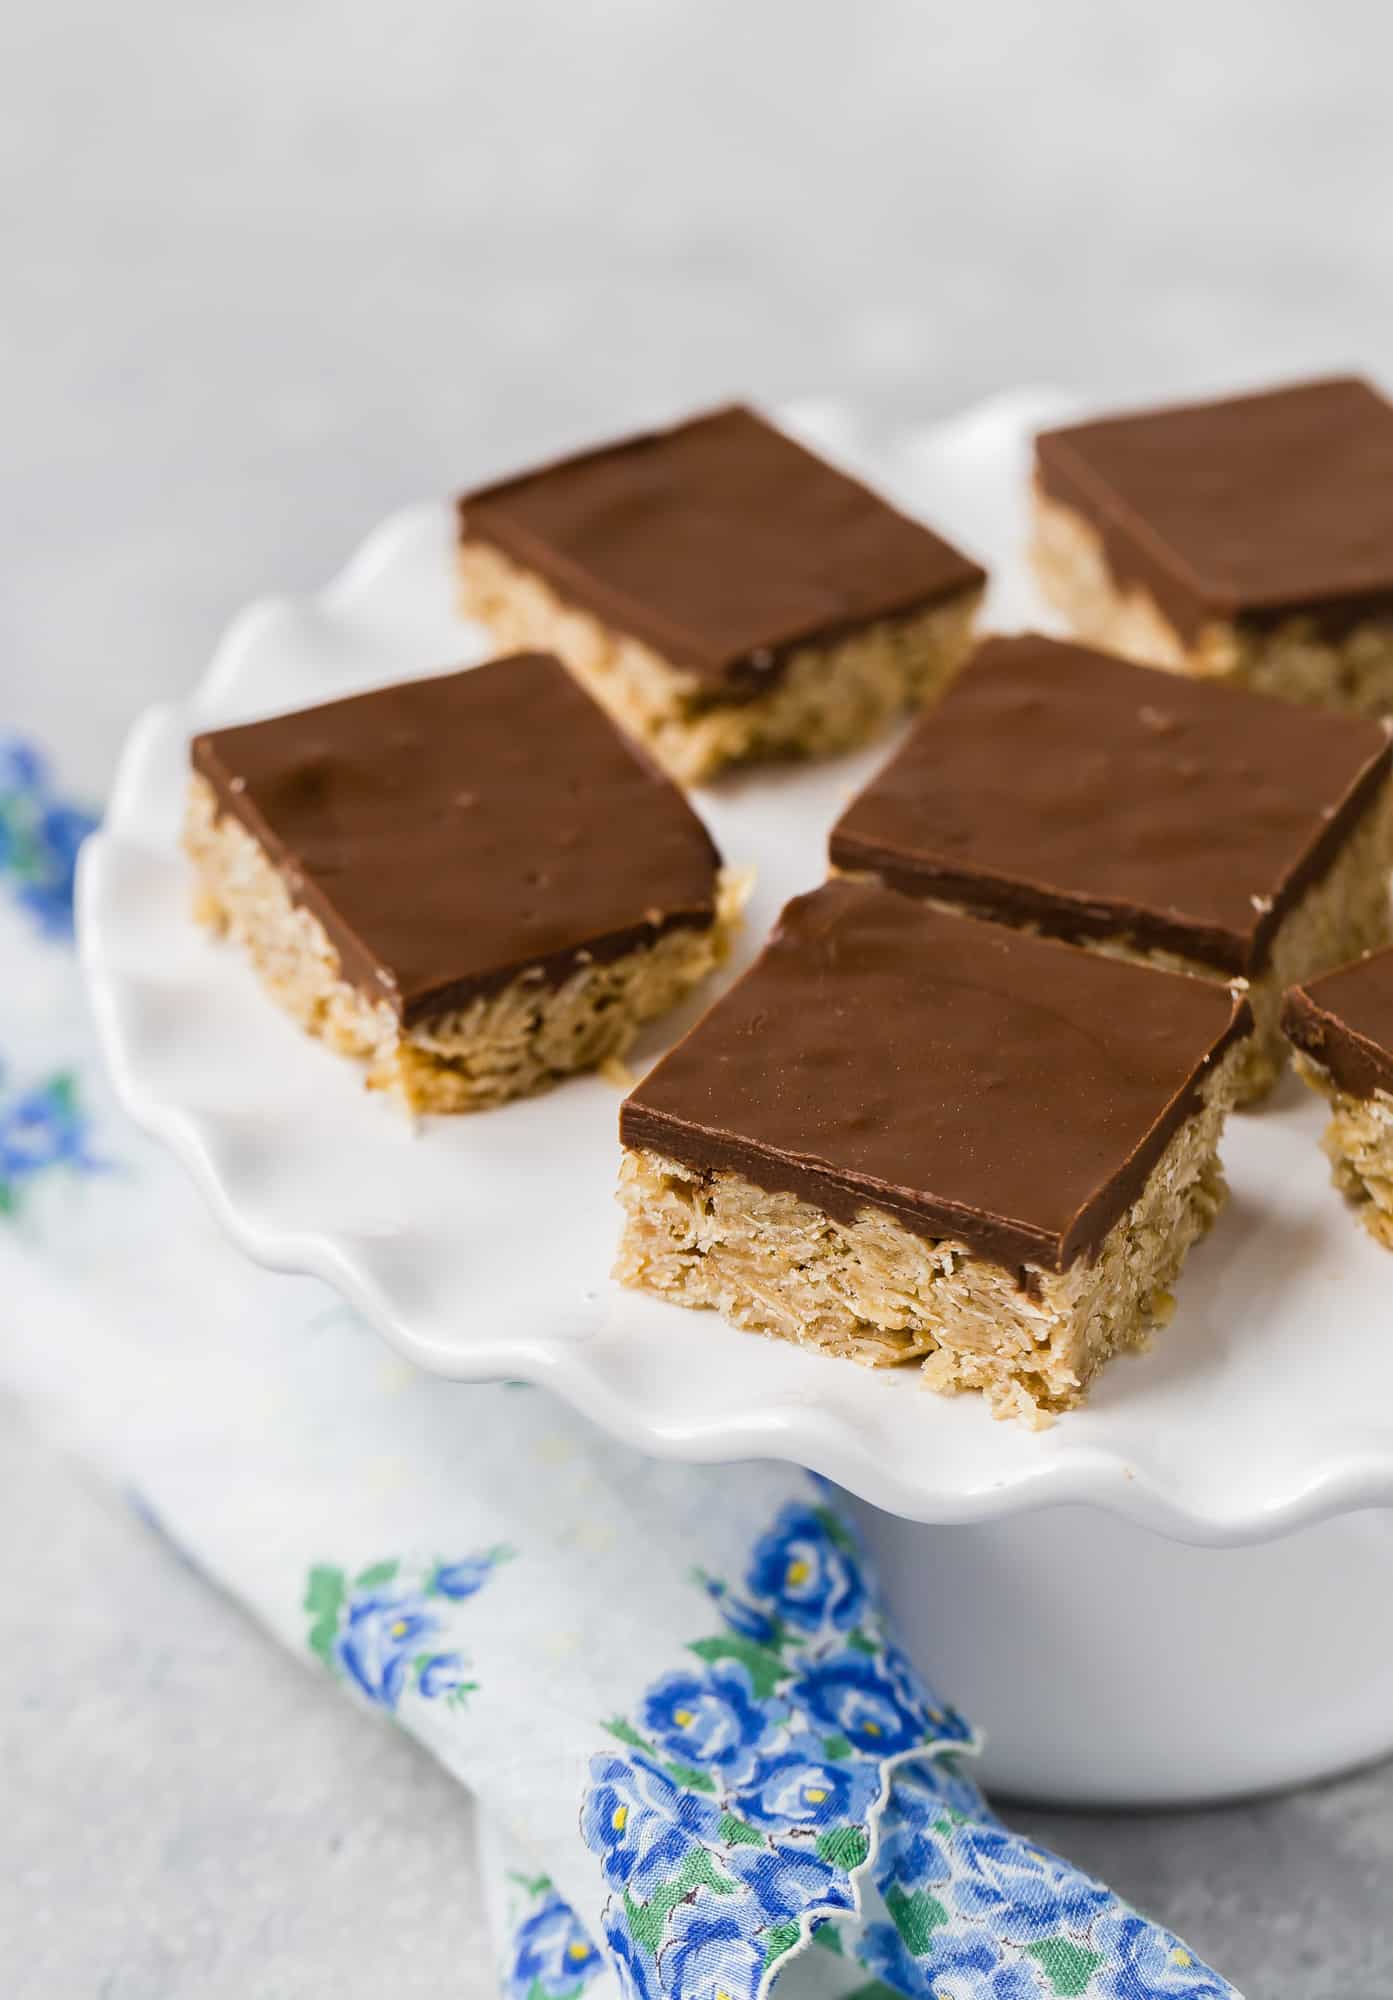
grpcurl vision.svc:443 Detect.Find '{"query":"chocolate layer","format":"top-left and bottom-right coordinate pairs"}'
top-left (1036, 376), bottom-right (1393, 641)
top-left (458, 404), bottom-right (985, 694)
top-left (621, 880), bottom-right (1250, 1273)
top-left (191, 654), bottom-right (722, 1026)
top-left (1283, 946), bottom-right (1393, 1101)
top-left (830, 633), bottom-right (1392, 978)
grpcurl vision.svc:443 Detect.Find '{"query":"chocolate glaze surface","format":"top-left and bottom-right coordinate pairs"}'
top-left (621, 880), bottom-right (1250, 1273)
top-left (191, 654), bottom-right (722, 1026)
top-left (1283, 946), bottom-right (1393, 1100)
top-left (830, 633), bottom-right (1392, 978)
top-left (1036, 376), bottom-right (1393, 641)
top-left (458, 404), bottom-right (985, 691)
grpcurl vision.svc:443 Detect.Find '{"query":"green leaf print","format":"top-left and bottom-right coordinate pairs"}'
top-left (661, 1760), bottom-right (718, 1793)
top-left (885, 1884), bottom-right (949, 1955)
top-left (303, 1565), bottom-right (346, 1663)
top-left (353, 1558), bottom-right (399, 1590)
top-left (1027, 1937), bottom-right (1105, 1995)
top-left (763, 1920), bottom-right (802, 1965)
top-left (815, 1824), bottom-right (870, 1870)
top-left (688, 1633), bottom-right (791, 1698)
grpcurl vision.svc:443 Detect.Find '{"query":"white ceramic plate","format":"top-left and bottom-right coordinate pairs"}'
top-left (78, 392), bottom-right (1393, 1547)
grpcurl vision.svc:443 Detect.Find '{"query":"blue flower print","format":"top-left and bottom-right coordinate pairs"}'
top-left (791, 1647), bottom-right (933, 1757)
top-left (416, 1652), bottom-right (469, 1700)
top-left (1092, 1914), bottom-right (1232, 1998)
top-left (726, 1839), bottom-right (841, 1926)
top-left (509, 1888), bottom-right (603, 1999)
top-left (860, 1921), bottom-right (1040, 2000)
top-left (432, 1553), bottom-right (501, 1599)
top-left (875, 1786), bottom-right (955, 1902)
top-left (858, 1919), bottom-right (941, 1997)
top-left (746, 1503), bottom-right (868, 1634)
top-left (735, 1737), bottom-right (882, 1834)
top-left (0, 1069), bottom-right (101, 1212)
top-left (306, 1552), bottom-right (501, 1709)
top-left (950, 1824), bottom-right (1114, 1944)
top-left (603, 1902), bottom-right (661, 2000)
top-left (990, 1967), bottom-right (1043, 2000)
top-left (659, 1888), bottom-right (766, 2000)
top-left (0, 743), bottom-right (44, 794)
top-left (700, 1573), bottom-right (782, 1647)
top-left (579, 1495), bottom-right (1234, 2000)
top-left (896, 1750), bottom-right (994, 1827)
top-left (0, 1075), bottom-right (93, 1177)
top-left (0, 737), bottom-right (97, 939)
top-left (334, 1591), bottom-right (440, 1708)
top-left (581, 1752), bottom-right (720, 1899)
top-left (639, 1659), bottom-right (773, 1782)
top-left (22, 803), bottom-right (95, 935)
top-left (882, 1641), bottom-right (973, 1746)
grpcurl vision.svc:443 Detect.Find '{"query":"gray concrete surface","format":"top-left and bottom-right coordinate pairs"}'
top-left (5, 2), bottom-right (1393, 1992)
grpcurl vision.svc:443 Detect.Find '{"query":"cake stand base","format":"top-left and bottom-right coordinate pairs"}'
top-left (851, 1499), bottom-right (1393, 1807)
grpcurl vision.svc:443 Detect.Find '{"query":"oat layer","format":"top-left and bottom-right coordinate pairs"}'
top-left (1292, 1051), bottom-right (1393, 1249)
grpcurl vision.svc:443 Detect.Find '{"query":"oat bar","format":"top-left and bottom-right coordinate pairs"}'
top-left (1283, 947), bottom-right (1393, 1248)
top-left (616, 880), bottom-right (1251, 1425)
top-left (829, 633), bottom-right (1393, 1101)
top-left (1032, 377), bottom-right (1393, 713)
top-left (186, 653), bottom-right (742, 1112)
top-left (457, 405), bottom-right (985, 783)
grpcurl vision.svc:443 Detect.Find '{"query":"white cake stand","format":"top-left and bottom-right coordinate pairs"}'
top-left (78, 396), bottom-right (1393, 1806)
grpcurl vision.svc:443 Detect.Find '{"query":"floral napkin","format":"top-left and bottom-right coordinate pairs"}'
top-left (0, 735), bottom-right (1239, 2000)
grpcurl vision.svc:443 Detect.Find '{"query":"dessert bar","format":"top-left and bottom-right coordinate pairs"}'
top-left (1283, 947), bottom-right (1393, 1249)
top-left (829, 633), bottom-right (1393, 1100)
top-left (186, 654), bottom-right (742, 1112)
top-left (1033, 376), bottom-right (1393, 713)
top-left (457, 404), bottom-right (985, 782)
top-left (616, 880), bottom-right (1251, 1424)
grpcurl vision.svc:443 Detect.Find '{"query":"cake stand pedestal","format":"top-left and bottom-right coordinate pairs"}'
top-left (853, 1497), bottom-right (1393, 1806)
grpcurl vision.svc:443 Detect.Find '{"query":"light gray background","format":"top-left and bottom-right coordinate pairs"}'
top-left (4, 3), bottom-right (1391, 1993)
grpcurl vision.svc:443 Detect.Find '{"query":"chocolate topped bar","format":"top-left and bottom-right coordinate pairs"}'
top-left (829, 633), bottom-right (1392, 977)
top-left (458, 405), bottom-right (985, 690)
top-left (191, 653), bottom-right (721, 1027)
top-left (1035, 377), bottom-right (1393, 642)
top-left (1283, 947), bottom-right (1393, 1101)
top-left (621, 880), bottom-right (1250, 1272)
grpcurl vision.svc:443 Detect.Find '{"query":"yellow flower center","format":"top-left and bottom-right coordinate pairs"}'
top-left (673, 1707), bottom-right (694, 1727)
top-left (567, 1942), bottom-right (591, 1962)
top-left (1172, 1950), bottom-right (1193, 1968)
top-left (786, 1558), bottom-right (811, 1587)
top-left (805, 1786), bottom-right (829, 1804)
top-left (611, 1804), bottom-right (628, 1832)
top-left (390, 1620), bottom-right (409, 1638)
top-left (863, 1719), bottom-right (881, 1736)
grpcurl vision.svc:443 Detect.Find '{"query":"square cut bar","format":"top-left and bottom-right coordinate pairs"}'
top-left (1283, 948), bottom-right (1393, 1249)
top-left (185, 653), bottom-right (744, 1113)
top-left (616, 880), bottom-right (1251, 1425)
top-left (456, 404), bottom-right (986, 783)
top-left (1032, 376), bottom-right (1393, 713)
top-left (830, 633), bottom-right (1393, 1101)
